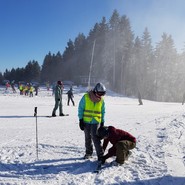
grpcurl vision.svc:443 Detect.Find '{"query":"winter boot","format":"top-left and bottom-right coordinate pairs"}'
top-left (52, 113), bottom-right (56, 117)
top-left (83, 154), bottom-right (92, 159)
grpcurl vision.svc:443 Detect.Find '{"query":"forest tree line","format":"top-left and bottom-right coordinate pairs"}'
top-left (1, 10), bottom-right (185, 102)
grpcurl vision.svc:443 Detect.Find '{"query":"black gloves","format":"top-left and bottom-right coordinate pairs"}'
top-left (58, 99), bottom-right (60, 101)
top-left (100, 156), bottom-right (106, 164)
top-left (79, 119), bottom-right (84, 131)
top-left (79, 120), bottom-right (103, 131)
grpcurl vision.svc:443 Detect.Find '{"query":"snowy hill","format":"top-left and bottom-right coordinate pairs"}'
top-left (0, 87), bottom-right (185, 185)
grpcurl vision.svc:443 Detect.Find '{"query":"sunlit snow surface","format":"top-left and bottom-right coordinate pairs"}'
top-left (0, 86), bottom-right (185, 185)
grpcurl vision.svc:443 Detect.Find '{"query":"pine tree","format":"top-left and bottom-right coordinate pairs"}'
top-left (140, 28), bottom-right (155, 99)
top-left (109, 9), bottom-right (121, 90)
top-left (154, 33), bottom-right (177, 101)
top-left (118, 15), bottom-right (134, 94)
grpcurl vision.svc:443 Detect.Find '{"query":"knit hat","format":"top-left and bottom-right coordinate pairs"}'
top-left (97, 126), bottom-right (109, 139)
top-left (57, 81), bottom-right (62, 85)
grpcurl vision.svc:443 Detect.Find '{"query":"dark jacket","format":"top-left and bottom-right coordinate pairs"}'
top-left (103, 126), bottom-right (136, 158)
top-left (67, 89), bottom-right (73, 97)
top-left (55, 84), bottom-right (63, 100)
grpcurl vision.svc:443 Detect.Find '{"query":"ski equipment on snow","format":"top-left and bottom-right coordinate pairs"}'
top-left (46, 114), bottom-right (69, 118)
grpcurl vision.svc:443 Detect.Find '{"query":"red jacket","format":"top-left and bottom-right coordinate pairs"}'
top-left (103, 126), bottom-right (136, 158)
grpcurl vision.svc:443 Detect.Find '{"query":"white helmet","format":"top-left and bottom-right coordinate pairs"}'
top-left (93, 82), bottom-right (106, 96)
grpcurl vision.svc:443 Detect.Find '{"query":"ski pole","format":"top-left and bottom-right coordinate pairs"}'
top-left (34, 107), bottom-right (39, 160)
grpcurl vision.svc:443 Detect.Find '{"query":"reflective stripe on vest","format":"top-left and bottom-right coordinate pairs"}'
top-left (83, 93), bottom-right (103, 123)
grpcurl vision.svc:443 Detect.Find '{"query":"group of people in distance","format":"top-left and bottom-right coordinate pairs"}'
top-left (4, 81), bottom-right (38, 97)
top-left (53, 80), bottom-right (136, 165)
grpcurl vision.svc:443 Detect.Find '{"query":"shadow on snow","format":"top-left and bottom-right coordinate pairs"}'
top-left (0, 160), bottom-right (185, 184)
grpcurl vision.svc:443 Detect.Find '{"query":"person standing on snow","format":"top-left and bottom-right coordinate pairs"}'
top-left (52, 80), bottom-right (65, 117)
top-left (78, 82), bottom-right (106, 161)
top-left (11, 80), bottom-right (16, 93)
top-left (29, 85), bottom-right (34, 97)
top-left (5, 82), bottom-right (10, 91)
top-left (33, 83), bottom-right (39, 96)
top-left (19, 83), bottom-right (24, 95)
top-left (66, 87), bottom-right (75, 106)
top-left (97, 126), bottom-right (136, 165)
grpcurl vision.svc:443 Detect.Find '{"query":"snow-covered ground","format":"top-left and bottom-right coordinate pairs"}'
top-left (0, 86), bottom-right (185, 185)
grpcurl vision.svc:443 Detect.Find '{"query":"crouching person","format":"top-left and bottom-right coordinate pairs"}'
top-left (97, 126), bottom-right (136, 165)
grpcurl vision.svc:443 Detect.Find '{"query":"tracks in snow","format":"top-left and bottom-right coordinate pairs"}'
top-left (127, 113), bottom-right (185, 183)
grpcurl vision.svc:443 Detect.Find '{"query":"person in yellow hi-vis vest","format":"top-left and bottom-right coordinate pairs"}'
top-left (29, 85), bottom-right (34, 97)
top-left (78, 82), bottom-right (106, 161)
top-left (19, 84), bottom-right (23, 95)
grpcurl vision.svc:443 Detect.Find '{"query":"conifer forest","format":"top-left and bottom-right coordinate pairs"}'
top-left (1, 10), bottom-right (185, 102)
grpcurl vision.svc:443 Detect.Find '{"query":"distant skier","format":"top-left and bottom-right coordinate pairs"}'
top-left (66, 87), bottom-right (75, 106)
top-left (19, 83), bottom-right (24, 95)
top-left (5, 82), bottom-right (10, 91)
top-left (52, 80), bottom-right (65, 117)
top-left (11, 80), bottom-right (16, 93)
top-left (29, 85), bottom-right (34, 97)
top-left (97, 126), bottom-right (136, 165)
top-left (78, 82), bottom-right (106, 161)
top-left (24, 84), bottom-right (29, 96)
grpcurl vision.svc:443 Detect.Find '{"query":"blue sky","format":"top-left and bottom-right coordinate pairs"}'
top-left (0, 0), bottom-right (185, 73)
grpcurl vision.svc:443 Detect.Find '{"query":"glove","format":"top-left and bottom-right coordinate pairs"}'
top-left (100, 156), bottom-right (106, 164)
top-left (79, 119), bottom-right (84, 131)
top-left (100, 122), bottom-right (104, 127)
top-left (58, 99), bottom-right (60, 101)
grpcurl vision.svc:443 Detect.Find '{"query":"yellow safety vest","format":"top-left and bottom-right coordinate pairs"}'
top-left (83, 93), bottom-right (103, 123)
top-left (30, 86), bottom-right (34, 92)
top-left (19, 85), bottom-right (23, 90)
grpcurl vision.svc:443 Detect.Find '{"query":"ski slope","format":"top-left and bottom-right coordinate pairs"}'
top-left (0, 86), bottom-right (185, 185)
